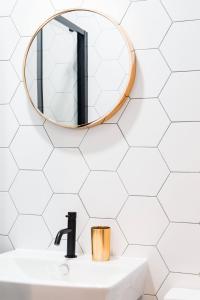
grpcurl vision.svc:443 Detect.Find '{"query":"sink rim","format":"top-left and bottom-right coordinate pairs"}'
top-left (0, 249), bottom-right (147, 289)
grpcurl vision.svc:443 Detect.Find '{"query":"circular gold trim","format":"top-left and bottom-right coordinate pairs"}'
top-left (23, 8), bottom-right (136, 128)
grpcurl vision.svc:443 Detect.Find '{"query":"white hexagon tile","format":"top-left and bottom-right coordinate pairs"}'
top-left (0, 148), bottom-right (18, 191)
top-left (1, 0), bottom-right (200, 299)
top-left (158, 223), bottom-right (200, 274)
top-left (11, 83), bottom-right (44, 125)
top-left (0, 61), bottom-right (19, 104)
top-left (0, 1), bottom-right (17, 16)
top-left (9, 215), bottom-right (52, 249)
top-left (159, 123), bottom-right (200, 172)
top-left (160, 71), bottom-right (200, 121)
top-left (44, 120), bottom-right (87, 147)
top-left (160, 21), bottom-right (200, 71)
top-left (130, 49), bottom-right (170, 99)
top-left (11, 0), bottom-right (54, 36)
top-left (118, 99), bottom-right (170, 147)
top-left (118, 196), bottom-right (169, 245)
top-left (0, 18), bottom-right (19, 60)
top-left (51, 0), bottom-right (83, 11)
top-left (80, 124), bottom-right (128, 171)
top-left (81, 0), bottom-right (130, 23)
top-left (44, 148), bottom-right (89, 193)
top-left (10, 126), bottom-right (53, 169)
top-left (122, 0), bottom-right (171, 49)
top-left (118, 148), bottom-right (169, 196)
top-left (162, 0), bottom-right (200, 21)
top-left (0, 192), bottom-right (17, 235)
top-left (0, 105), bottom-right (18, 147)
top-left (11, 37), bottom-right (31, 80)
top-left (80, 171), bottom-right (127, 218)
top-left (10, 170), bottom-right (52, 214)
top-left (158, 173), bottom-right (200, 223)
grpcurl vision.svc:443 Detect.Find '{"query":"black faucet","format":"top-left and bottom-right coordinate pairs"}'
top-left (54, 212), bottom-right (77, 258)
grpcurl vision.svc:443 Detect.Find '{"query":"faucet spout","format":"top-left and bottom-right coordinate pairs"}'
top-left (54, 228), bottom-right (72, 245)
top-left (54, 212), bottom-right (77, 258)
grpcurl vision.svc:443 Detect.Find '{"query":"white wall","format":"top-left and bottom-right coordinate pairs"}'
top-left (1, 0), bottom-right (200, 299)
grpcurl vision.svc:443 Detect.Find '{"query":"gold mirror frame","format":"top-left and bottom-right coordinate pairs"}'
top-left (23, 8), bottom-right (136, 128)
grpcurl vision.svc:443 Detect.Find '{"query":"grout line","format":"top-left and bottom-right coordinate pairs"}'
top-left (159, 0), bottom-right (173, 23)
top-left (119, 1), bottom-right (132, 25)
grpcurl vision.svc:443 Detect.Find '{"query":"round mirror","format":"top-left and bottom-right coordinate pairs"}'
top-left (24, 9), bottom-right (136, 128)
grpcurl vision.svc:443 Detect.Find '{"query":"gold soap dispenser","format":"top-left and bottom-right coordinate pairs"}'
top-left (91, 226), bottom-right (111, 261)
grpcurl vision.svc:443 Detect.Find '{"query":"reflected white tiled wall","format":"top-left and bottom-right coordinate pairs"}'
top-left (1, 0), bottom-right (200, 299)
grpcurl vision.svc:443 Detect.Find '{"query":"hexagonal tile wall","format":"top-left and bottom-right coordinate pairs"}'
top-left (162, 0), bottom-right (200, 21)
top-left (11, 37), bottom-right (31, 80)
top-left (0, 148), bottom-right (18, 191)
top-left (11, 83), bottom-right (44, 125)
top-left (0, 18), bottom-right (19, 60)
top-left (80, 124), bottom-right (128, 171)
top-left (80, 171), bottom-right (127, 218)
top-left (160, 21), bottom-right (200, 71)
top-left (122, 0), bottom-right (171, 49)
top-left (118, 196), bottom-right (169, 245)
top-left (79, 218), bottom-right (127, 256)
top-left (0, 236), bottom-right (13, 254)
top-left (0, 0), bottom-right (17, 16)
top-left (82, 0), bottom-right (130, 23)
top-left (11, 0), bottom-right (54, 36)
top-left (118, 99), bottom-right (170, 147)
top-left (158, 173), bottom-right (200, 223)
top-left (0, 192), bottom-right (17, 235)
top-left (44, 121), bottom-right (87, 147)
top-left (0, 61), bottom-right (19, 104)
top-left (10, 170), bottom-right (52, 214)
top-left (124, 245), bottom-right (168, 295)
top-left (118, 148), bottom-right (169, 196)
top-left (160, 71), bottom-right (200, 121)
top-left (51, 0), bottom-right (83, 10)
top-left (158, 223), bottom-right (200, 274)
top-left (159, 123), bottom-right (200, 172)
top-left (10, 126), bottom-right (53, 170)
top-left (44, 148), bottom-right (89, 193)
top-left (9, 215), bottom-right (52, 249)
top-left (130, 49), bottom-right (170, 98)
top-left (43, 194), bottom-right (89, 238)
top-left (0, 105), bottom-right (18, 147)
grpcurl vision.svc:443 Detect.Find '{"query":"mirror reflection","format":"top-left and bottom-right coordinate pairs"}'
top-left (24, 10), bottom-right (135, 127)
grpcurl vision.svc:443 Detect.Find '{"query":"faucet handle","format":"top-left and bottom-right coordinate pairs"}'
top-left (65, 212), bottom-right (77, 219)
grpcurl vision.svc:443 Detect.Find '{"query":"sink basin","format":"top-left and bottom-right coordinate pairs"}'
top-left (0, 249), bottom-right (147, 300)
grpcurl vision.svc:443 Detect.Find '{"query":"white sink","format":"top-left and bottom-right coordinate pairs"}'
top-left (0, 249), bottom-right (147, 300)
